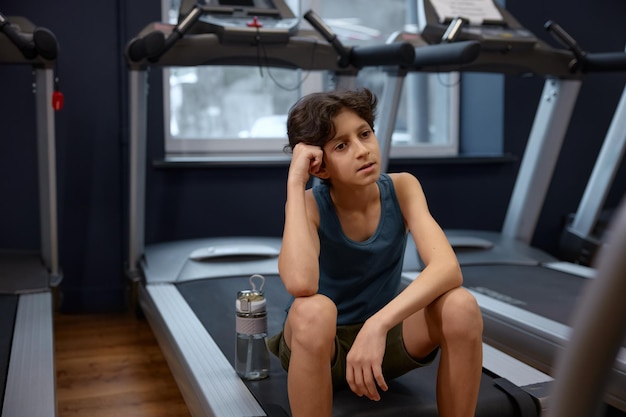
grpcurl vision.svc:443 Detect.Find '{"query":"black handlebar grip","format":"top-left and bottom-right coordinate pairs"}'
top-left (544, 20), bottom-right (586, 71)
top-left (349, 42), bottom-right (415, 68)
top-left (303, 9), bottom-right (350, 67)
top-left (126, 31), bottom-right (166, 62)
top-left (412, 40), bottom-right (480, 68)
top-left (0, 13), bottom-right (37, 59)
top-left (127, 6), bottom-right (201, 63)
top-left (33, 27), bottom-right (58, 60)
top-left (0, 13), bottom-right (58, 61)
top-left (545, 20), bottom-right (626, 73)
top-left (582, 52), bottom-right (626, 73)
top-left (545, 20), bottom-right (585, 57)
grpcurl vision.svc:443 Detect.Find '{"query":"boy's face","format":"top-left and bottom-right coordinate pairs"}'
top-left (320, 109), bottom-right (381, 186)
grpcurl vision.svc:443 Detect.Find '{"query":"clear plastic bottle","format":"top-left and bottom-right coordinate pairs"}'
top-left (235, 275), bottom-right (269, 380)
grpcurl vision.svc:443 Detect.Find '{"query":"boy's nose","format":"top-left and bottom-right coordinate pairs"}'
top-left (353, 138), bottom-right (369, 156)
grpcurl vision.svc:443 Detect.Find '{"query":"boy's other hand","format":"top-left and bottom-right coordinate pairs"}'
top-left (345, 321), bottom-right (389, 401)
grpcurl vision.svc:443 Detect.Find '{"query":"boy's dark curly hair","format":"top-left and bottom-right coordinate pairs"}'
top-left (284, 88), bottom-right (377, 153)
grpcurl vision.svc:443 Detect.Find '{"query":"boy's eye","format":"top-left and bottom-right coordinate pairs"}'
top-left (335, 143), bottom-right (346, 151)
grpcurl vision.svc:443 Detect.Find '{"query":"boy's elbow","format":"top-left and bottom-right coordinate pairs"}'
top-left (451, 262), bottom-right (463, 287)
top-left (278, 259), bottom-right (319, 297)
top-left (282, 276), bottom-right (318, 298)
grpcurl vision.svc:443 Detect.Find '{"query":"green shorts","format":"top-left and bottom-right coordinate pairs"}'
top-left (267, 322), bottom-right (439, 389)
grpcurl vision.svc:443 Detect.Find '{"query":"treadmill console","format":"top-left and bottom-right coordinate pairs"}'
top-left (184, 0), bottom-right (300, 44)
top-left (417, 0), bottom-right (537, 51)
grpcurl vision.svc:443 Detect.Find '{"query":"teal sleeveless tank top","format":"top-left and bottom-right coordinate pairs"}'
top-left (312, 174), bottom-right (408, 325)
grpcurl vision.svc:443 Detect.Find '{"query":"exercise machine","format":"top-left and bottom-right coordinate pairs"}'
top-left (457, 44), bottom-right (626, 409)
top-left (0, 12), bottom-right (61, 417)
top-left (389, 1), bottom-right (626, 411)
top-left (396, 1), bottom-right (626, 269)
top-left (126, 1), bottom-right (555, 416)
top-left (546, 197), bottom-right (626, 417)
top-left (383, 0), bottom-right (583, 267)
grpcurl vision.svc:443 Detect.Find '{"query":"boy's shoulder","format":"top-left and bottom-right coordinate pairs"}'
top-left (386, 172), bottom-right (423, 201)
top-left (387, 171), bottom-right (418, 185)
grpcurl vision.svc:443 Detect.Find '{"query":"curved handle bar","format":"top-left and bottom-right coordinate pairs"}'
top-left (303, 9), bottom-right (350, 67)
top-left (126, 30), bottom-right (166, 62)
top-left (580, 52), bottom-right (626, 73)
top-left (350, 43), bottom-right (415, 68)
top-left (545, 20), bottom-right (626, 73)
top-left (412, 40), bottom-right (480, 68)
top-left (126, 6), bottom-right (202, 63)
top-left (0, 12), bottom-right (58, 60)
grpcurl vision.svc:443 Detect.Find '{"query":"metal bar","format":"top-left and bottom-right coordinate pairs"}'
top-left (376, 70), bottom-right (407, 173)
top-left (128, 69), bottom-right (148, 277)
top-left (570, 83), bottom-right (626, 237)
top-left (34, 68), bottom-right (59, 280)
top-left (501, 79), bottom-right (582, 243)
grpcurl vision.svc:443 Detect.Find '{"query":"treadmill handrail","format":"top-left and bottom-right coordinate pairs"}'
top-left (411, 40), bottom-right (480, 68)
top-left (126, 9), bottom-right (481, 73)
top-left (545, 20), bottom-right (626, 73)
top-left (579, 52), bottom-right (626, 73)
top-left (126, 6), bottom-right (202, 64)
top-left (126, 31), bottom-right (350, 71)
top-left (304, 10), bottom-right (478, 71)
top-left (349, 42), bottom-right (416, 69)
top-left (0, 14), bottom-right (58, 64)
top-left (303, 9), bottom-right (350, 67)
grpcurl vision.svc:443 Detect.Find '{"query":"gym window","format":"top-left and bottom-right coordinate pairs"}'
top-left (162, 0), bottom-right (460, 161)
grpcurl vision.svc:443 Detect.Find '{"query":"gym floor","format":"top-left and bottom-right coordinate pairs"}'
top-left (54, 313), bottom-right (191, 417)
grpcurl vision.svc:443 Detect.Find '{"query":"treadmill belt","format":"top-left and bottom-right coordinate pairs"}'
top-left (461, 264), bottom-right (588, 324)
top-left (0, 251), bottom-right (49, 293)
top-left (0, 294), bottom-right (19, 408)
top-left (177, 274), bottom-right (539, 417)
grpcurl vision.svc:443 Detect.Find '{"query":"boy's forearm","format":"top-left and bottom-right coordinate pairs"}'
top-left (278, 184), bottom-right (320, 297)
top-left (369, 262), bottom-right (462, 332)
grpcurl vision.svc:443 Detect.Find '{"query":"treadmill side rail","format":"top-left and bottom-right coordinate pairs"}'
top-left (140, 283), bottom-right (267, 417)
top-left (2, 292), bottom-right (56, 417)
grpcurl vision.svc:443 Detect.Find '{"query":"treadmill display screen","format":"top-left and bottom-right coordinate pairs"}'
top-left (196, 0), bottom-right (298, 43)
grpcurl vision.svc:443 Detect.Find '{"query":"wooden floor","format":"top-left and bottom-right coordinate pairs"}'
top-left (54, 312), bottom-right (191, 417)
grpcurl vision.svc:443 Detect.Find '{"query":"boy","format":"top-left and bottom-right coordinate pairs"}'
top-left (268, 89), bottom-right (483, 417)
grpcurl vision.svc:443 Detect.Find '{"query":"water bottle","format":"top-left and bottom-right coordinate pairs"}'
top-left (235, 274), bottom-right (270, 380)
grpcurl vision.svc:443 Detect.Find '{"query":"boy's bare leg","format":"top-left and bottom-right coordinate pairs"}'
top-left (403, 287), bottom-right (483, 417)
top-left (283, 294), bottom-right (337, 417)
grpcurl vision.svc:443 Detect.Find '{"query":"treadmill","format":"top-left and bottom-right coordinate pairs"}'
top-left (0, 13), bottom-right (60, 417)
top-left (381, 0), bottom-right (583, 268)
top-left (546, 198), bottom-right (626, 417)
top-left (458, 66), bottom-right (626, 413)
top-left (389, 1), bottom-right (626, 412)
top-left (126, 1), bottom-right (556, 416)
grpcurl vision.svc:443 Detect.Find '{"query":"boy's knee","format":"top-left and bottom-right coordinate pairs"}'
top-left (288, 294), bottom-right (337, 346)
top-left (290, 294), bottom-right (337, 329)
top-left (440, 288), bottom-right (483, 340)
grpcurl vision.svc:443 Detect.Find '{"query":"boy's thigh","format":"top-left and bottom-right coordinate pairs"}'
top-left (380, 322), bottom-right (439, 381)
top-left (268, 322), bottom-right (439, 388)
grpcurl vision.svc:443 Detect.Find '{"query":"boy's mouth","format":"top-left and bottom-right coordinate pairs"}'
top-left (358, 162), bottom-right (375, 172)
